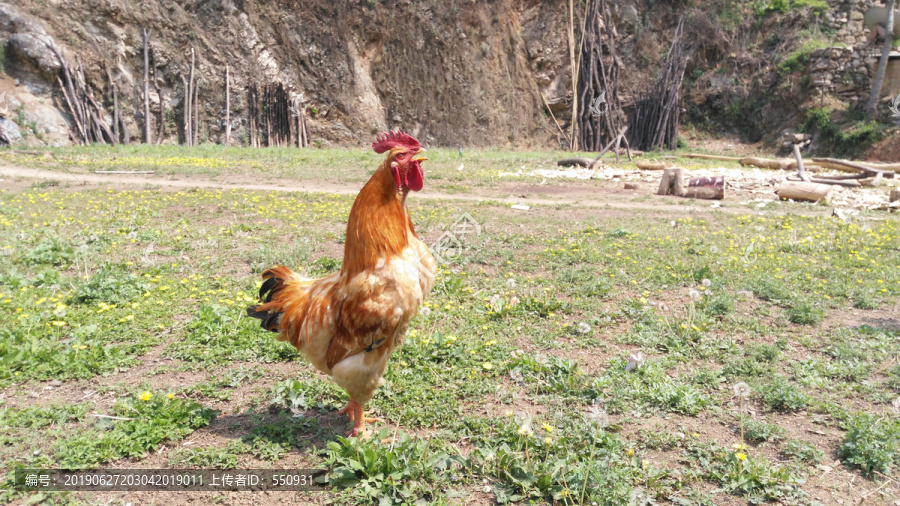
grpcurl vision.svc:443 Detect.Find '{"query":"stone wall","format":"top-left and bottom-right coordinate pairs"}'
top-left (809, 0), bottom-right (900, 122)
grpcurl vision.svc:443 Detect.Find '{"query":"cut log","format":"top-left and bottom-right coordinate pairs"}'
top-left (657, 167), bottom-right (685, 196)
top-left (683, 176), bottom-right (724, 199)
top-left (637, 160), bottom-right (667, 171)
top-left (558, 157), bottom-right (596, 168)
top-left (777, 181), bottom-right (833, 202)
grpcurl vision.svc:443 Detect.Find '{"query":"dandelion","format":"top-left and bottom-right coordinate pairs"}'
top-left (544, 437), bottom-right (552, 444)
top-left (585, 401), bottom-right (609, 428)
top-left (732, 382), bottom-right (751, 398)
top-left (506, 278), bottom-right (516, 289)
top-left (482, 362), bottom-right (493, 370)
top-left (543, 423), bottom-right (553, 433)
top-left (517, 417), bottom-right (533, 437)
top-left (167, 393), bottom-right (175, 400)
top-left (138, 391), bottom-right (152, 401)
top-left (577, 322), bottom-right (591, 334)
top-left (688, 289), bottom-right (701, 301)
top-left (627, 448), bottom-right (635, 457)
top-left (735, 452), bottom-right (747, 461)
top-left (701, 278), bottom-right (711, 287)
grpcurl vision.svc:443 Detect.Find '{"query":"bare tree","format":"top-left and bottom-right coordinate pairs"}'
top-left (866, 0), bottom-right (896, 120)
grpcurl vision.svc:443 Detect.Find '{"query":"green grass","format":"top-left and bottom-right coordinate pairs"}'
top-left (0, 147), bottom-right (898, 502)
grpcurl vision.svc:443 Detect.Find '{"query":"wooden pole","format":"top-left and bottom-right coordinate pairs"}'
top-left (185, 48), bottom-right (194, 146)
top-left (142, 28), bottom-right (152, 144)
top-left (193, 78), bottom-right (199, 145)
top-left (153, 64), bottom-right (164, 144)
top-left (224, 65), bottom-right (231, 146)
top-left (567, 0), bottom-right (578, 150)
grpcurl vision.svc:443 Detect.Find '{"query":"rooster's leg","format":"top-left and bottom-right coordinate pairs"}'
top-left (345, 399), bottom-right (384, 438)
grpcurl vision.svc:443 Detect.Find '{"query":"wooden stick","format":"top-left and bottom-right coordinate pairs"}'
top-left (90, 414), bottom-right (135, 421)
top-left (811, 157), bottom-right (897, 177)
top-left (792, 144), bottom-right (810, 182)
top-left (683, 153), bottom-right (743, 161)
top-left (786, 176), bottom-right (861, 187)
top-left (56, 76), bottom-right (86, 145)
top-left (93, 171), bottom-right (157, 174)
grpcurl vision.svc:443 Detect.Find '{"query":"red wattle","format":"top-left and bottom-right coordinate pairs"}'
top-left (406, 164), bottom-right (424, 192)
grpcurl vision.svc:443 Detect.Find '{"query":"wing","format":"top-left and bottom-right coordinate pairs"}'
top-left (325, 246), bottom-right (432, 370)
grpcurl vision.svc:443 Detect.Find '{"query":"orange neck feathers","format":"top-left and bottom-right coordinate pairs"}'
top-left (341, 154), bottom-right (417, 277)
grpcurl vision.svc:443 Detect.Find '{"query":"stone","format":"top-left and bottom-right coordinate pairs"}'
top-left (0, 117), bottom-right (22, 145)
top-left (8, 33), bottom-right (61, 80)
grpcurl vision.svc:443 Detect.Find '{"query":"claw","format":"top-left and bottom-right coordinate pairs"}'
top-left (340, 398), bottom-right (382, 438)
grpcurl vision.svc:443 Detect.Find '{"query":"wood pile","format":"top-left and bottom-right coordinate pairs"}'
top-left (627, 19), bottom-right (690, 151)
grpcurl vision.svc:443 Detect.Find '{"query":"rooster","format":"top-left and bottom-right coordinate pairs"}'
top-left (247, 131), bottom-right (436, 437)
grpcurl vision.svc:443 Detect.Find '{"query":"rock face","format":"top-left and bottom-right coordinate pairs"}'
top-left (0, 0), bottom-right (575, 148)
top-left (0, 4), bottom-right (60, 85)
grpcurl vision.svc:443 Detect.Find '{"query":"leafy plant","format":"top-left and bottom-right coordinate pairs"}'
top-left (742, 419), bottom-right (786, 444)
top-left (788, 301), bottom-right (824, 325)
top-left (22, 236), bottom-right (75, 266)
top-left (71, 264), bottom-right (147, 304)
top-left (55, 393), bottom-right (217, 468)
top-left (782, 439), bottom-right (824, 464)
top-left (323, 431), bottom-right (462, 504)
top-left (758, 375), bottom-right (809, 412)
top-left (837, 412), bottom-right (900, 477)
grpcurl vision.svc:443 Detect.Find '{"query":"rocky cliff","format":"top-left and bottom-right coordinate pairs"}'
top-left (0, 0), bottom-right (893, 149)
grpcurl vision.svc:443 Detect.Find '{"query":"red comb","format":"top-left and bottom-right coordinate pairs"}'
top-left (372, 130), bottom-right (421, 154)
